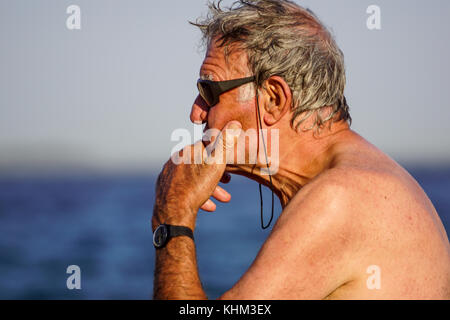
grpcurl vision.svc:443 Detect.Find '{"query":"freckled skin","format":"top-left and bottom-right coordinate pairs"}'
top-left (153, 40), bottom-right (450, 300)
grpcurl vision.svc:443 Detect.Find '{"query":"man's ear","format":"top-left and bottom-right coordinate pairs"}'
top-left (262, 76), bottom-right (292, 126)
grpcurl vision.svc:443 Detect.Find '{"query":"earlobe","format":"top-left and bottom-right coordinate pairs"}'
top-left (263, 112), bottom-right (278, 126)
top-left (262, 97), bottom-right (280, 126)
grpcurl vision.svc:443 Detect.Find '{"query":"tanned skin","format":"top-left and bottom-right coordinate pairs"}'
top-left (152, 41), bottom-right (450, 300)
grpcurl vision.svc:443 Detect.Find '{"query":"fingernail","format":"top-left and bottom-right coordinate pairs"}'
top-left (228, 121), bottom-right (242, 130)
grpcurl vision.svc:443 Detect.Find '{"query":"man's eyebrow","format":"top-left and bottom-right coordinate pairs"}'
top-left (199, 73), bottom-right (214, 81)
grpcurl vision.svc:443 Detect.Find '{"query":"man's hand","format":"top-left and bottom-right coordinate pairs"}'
top-left (152, 121), bottom-right (242, 232)
top-left (152, 121), bottom-right (242, 300)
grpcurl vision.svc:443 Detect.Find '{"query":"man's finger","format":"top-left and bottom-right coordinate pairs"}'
top-left (211, 185), bottom-right (231, 203)
top-left (200, 199), bottom-right (216, 212)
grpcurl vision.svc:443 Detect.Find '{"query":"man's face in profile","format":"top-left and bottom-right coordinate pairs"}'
top-left (190, 42), bottom-right (258, 142)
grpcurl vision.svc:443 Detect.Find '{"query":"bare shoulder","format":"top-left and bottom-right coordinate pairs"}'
top-left (299, 157), bottom-right (449, 258)
top-left (281, 162), bottom-right (400, 233)
top-left (289, 157), bottom-right (450, 299)
top-left (222, 157), bottom-right (450, 299)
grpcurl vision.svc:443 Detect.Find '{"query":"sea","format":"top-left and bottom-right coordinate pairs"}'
top-left (0, 166), bottom-right (449, 299)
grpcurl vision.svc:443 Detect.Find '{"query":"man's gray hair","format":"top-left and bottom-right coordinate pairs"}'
top-left (191, 0), bottom-right (351, 130)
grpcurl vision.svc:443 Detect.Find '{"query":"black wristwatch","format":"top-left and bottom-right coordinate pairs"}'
top-left (152, 224), bottom-right (194, 249)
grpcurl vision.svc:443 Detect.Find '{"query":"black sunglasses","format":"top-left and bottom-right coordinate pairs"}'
top-left (197, 76), bottom-right (256, 107)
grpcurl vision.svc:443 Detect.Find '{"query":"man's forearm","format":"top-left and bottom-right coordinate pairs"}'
top-left (152, 207), bottom-right (207, 300)
top-left (153, 236), bottom-right (207, 299)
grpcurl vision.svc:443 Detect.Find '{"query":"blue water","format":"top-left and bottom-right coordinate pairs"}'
top-left (0, 167), bottom-right (449, 299)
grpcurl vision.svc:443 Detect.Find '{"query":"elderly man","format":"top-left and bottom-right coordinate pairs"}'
top-left (151, 0), bottom-right (450, 299)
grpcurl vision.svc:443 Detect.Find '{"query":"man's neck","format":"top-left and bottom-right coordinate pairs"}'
top-left (226, 122), bottom-right (351, 207)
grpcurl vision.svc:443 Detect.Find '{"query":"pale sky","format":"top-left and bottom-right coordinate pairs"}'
top-left (1, 0), bottom-right (449, 174)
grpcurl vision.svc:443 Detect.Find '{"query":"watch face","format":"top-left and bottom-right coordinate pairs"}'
top-left (153, 224), bottom-right (168, 248)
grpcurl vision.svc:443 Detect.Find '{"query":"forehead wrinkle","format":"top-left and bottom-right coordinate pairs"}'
top-left (226, 48), bottom-right (251, 78)
top-left (200, 42), bottom-right (251, 81)
top-left (200, 59), bottom-right (228, 81)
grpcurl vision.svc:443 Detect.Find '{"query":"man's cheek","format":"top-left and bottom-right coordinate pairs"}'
top-left (238, 104), bottom-right (256, 130)
top-left (207, 108), bottom-right (229, 131)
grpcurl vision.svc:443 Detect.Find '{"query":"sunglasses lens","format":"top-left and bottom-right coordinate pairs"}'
top-left (197, 82), bottom-right (215, 106)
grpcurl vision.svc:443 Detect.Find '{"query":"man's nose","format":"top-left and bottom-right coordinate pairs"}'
top-left (190, 95), bottom-right (209, 124)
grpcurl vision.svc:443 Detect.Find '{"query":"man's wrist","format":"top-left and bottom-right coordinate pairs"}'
top-left (152, 206), bottom-right (197, 232)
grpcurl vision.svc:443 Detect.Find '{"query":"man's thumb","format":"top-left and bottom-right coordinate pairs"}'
top-left (222, 121), bottom-right (242, 150)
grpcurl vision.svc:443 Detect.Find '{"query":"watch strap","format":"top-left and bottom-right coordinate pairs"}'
top-left (167, 225), bottom-right (194, 241)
